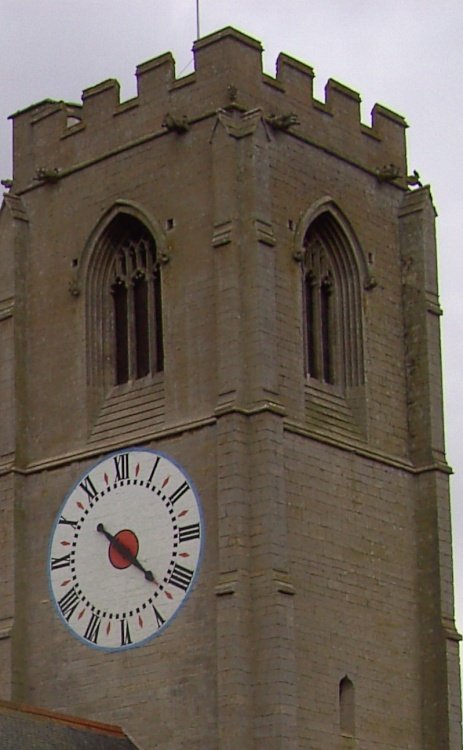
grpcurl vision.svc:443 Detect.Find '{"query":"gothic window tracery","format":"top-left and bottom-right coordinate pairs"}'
top-left (109, 222), bottom-right (163, 384)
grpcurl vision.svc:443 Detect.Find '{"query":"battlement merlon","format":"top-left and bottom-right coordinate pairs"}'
top-left (7, 26), bottom-right (407, 191)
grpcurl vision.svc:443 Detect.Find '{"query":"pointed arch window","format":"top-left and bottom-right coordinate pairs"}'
top-left (108, 217), bottom-right (163, 384)
top-left (302, 211), bottom-right (364, 389)
top-left (84, 209), bottom-right (166, 441)
top-left (86, 212), bottom-right (164, 399)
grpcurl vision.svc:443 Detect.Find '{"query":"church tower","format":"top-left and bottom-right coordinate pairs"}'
top-left (0, 27), bottom-right (460, 750)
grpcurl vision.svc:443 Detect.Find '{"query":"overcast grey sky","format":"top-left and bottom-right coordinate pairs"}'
top-left (1, 0), bottom-right (463, 647)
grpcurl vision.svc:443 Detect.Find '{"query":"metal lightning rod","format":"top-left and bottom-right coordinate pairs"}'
top-left (196, 0), bottom-right (200, 39)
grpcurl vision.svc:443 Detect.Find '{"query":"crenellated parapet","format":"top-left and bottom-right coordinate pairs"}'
top-left (8, 26), bottom-right (408, 192)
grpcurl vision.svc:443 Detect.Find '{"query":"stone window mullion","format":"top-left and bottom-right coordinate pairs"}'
top-left (152, 263), bottom-right (164, 372)
top-left (133, 270), bottom-right (150, 379)
top-left (147, 271), bottom-right (156, 374)
top-left (304, 271), bottom-right (320, 379)
top-left (320, 275), bottom-right (335, 384)
top-left (112, 276), bottom-right (129, 386)
top-left (127, 273), bottom-right (137, 381)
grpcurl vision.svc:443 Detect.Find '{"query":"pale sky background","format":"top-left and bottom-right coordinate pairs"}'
top-left (1, 0), bottom-right (463, 665)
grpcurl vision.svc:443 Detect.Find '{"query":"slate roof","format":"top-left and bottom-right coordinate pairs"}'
top-left (0, 700), bottom-right (140, 750)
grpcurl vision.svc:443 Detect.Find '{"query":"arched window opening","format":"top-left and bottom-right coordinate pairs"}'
top-left (302, 211), bottom-right (364, 389)
top-left (339, 675), bottom-right (355, 736)
top-left (105, 214), bottom-right (163, 385)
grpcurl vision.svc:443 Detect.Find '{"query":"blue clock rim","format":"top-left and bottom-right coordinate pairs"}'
top-left (47, 446), bottom-right (205, 652)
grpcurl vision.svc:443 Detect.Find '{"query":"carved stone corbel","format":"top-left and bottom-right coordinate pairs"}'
top-left (375, 163), bottom-right (401, 183)
top-left (162, 113), bottom-right (190, 133)
top-left (34, 167), bottom-right (62, 184)
top-left (267, 113), bottom-right (299, 131)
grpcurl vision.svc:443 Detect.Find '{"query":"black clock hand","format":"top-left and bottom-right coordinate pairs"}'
top-left (97, 523), bottom-right (155, 582)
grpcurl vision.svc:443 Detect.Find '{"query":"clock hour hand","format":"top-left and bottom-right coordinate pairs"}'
top-left (96, 523), bottom-right (155, 583)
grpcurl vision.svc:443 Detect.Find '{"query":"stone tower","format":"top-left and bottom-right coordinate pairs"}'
top-left (0, 26), bottom-right (460, 750)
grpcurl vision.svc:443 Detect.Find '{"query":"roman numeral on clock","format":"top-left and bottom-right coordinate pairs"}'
top-left (169, 481), bottom-right (189, 506)
top-left (59, 515), bottom-right (78, 529)
top-left (169, 563), bottom-right (194, 591)
top-left (51, 553), bottom-right (71, 570)
top-left (147, 456), bottom-right (160, 484)
top-left (80, 475), bottom-right (98, 500)
top-left (84, 613), bottom-right (101, 644)
top-left (114, 453), bottom-right (129, 481)
top-left (152, 605), bottom-right (165, 629)
top-left (179, 523), bottom-right (200, 543)
top-left (120, 618), bottom-right (132, 646)
top-left (58, 587), bottom-right (80, 622)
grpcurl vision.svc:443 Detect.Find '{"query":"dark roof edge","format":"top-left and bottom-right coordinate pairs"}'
top-left (0, 699), bottom-right (127, 738)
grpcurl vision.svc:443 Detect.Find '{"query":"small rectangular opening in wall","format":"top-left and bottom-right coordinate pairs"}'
top-left (339, 676), bottom-right (355, 737)
top-left (166, 218), bottom-right (175, 230)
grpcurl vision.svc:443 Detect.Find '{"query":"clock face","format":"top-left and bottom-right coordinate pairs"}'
top-left (48, 448), bottom-right (203, 651)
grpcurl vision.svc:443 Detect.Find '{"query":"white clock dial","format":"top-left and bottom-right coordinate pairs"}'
top-left (48, 448), bottom-right (203, 651)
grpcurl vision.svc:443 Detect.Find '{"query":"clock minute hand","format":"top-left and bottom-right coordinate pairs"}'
top-left (96, 523), bottom-right (155, 582)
